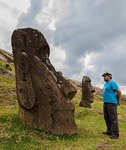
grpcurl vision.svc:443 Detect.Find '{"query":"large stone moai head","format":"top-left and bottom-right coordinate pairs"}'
top-left (79, 76), bottom-right (95, 108)
top-left (11, 28), bottom-right (77, 135)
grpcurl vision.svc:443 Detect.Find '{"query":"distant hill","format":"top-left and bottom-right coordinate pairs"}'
top-left (65, 77), bottom-right (82, 91)
top-left (0, 48), bottom-right (13, 62)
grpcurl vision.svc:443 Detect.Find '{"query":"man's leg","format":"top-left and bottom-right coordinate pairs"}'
top-left (103, 103), bottom-right (111, 135)
top-left (108, 103), bottom-right (119, 138)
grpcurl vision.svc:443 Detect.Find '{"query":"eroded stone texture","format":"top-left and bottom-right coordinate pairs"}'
top-left (11, 28), bottom-right (77, 135)
top-left (79, 76), bottom-right (95, 108)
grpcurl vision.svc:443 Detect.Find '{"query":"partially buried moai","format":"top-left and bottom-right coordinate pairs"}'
top-left (79, 76), bottom-right (95, 108)
top-left (11, 28), bottom-right (77, 135)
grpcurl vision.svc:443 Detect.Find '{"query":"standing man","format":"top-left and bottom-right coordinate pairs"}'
top-left (102, 72), bottom-right (121, 139)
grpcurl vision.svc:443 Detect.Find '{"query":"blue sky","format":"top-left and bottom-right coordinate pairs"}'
top-left (0, 0), bottom-right (126, 93)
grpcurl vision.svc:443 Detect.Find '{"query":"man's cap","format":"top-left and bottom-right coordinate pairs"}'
top-left (102, 71), bottom-right (112, 77)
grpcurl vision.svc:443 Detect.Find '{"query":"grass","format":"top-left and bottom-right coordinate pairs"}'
top-left (0, 73), bottom-right (126, 150)
top-left (0, 60), bottom-right (15, 75)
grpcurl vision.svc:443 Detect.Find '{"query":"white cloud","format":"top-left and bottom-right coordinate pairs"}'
top-left (0, 0), bottom-right (30, 11)
top-left (50, 44), bottom-right (66, 72)
top-left (53, 0), bottom-right (126, 87)
top-left (0, 0), bottom-right (30, 51)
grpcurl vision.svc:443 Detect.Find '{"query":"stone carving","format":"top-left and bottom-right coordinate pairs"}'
top-left (79, 76), bottom-right (95, 108)
top-left (11, 28), bottom-right (77, 135)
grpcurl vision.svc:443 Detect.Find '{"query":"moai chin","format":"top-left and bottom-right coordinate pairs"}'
top-left (11, 28), bottom-right (77, 135)
top-left (79, 76), bottom-right (95, 108)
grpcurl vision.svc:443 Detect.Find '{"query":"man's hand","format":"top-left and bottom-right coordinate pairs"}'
top-left (116, 89), bottom-right (121, 105)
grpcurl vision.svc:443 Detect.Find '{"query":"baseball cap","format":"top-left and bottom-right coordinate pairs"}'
top-left (102, 71), bottom-right (112, 77)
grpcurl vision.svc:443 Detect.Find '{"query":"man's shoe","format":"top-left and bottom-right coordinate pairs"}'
top-left (110, 135), bottom-right (119, 139)
top-left (102, 132), bottom-right (111, 135)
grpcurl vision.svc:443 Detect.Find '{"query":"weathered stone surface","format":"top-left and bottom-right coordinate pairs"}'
top-left (11, 28), bottom-right (77, 135)
top-left (79, 76), bottom-right (95, 108)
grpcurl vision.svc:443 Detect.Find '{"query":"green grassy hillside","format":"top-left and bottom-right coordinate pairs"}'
top-left (0, 68), bottom-right (126, 150)
top-left (0, 48), bottom-right (13, 63)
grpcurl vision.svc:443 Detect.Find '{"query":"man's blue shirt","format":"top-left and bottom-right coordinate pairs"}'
top-left (103, 80), bottom-right (119, 104)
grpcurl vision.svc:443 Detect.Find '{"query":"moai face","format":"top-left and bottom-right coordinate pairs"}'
top-left (79, 76), bottom-right (95, 108)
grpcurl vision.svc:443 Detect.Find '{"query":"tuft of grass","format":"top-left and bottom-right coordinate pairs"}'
top-left (0, 60), bottom-right (15, 74)
top-left (1, 72), bottom-right (126, 149)
top-left (0, 60), bottom-right (6, 68)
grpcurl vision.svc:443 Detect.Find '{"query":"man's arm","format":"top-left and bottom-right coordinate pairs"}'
top-left (116, 89), bottom-right (121, 103)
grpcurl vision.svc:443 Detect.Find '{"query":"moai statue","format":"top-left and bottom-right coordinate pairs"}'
top-left (79, 76), bottom-right (95, 108)
top-left (11, 28), bottom-right (77, 135)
